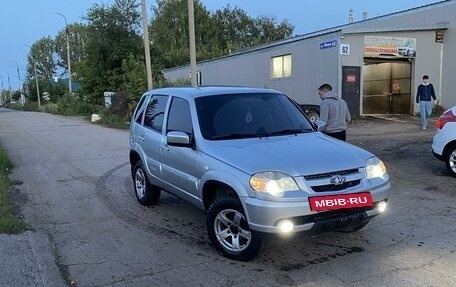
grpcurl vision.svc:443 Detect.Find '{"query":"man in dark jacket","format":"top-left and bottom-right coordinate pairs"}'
top-left (318, 83), bottom-right (351, 141)
top-left (416, 75), bottom-right (436, 130)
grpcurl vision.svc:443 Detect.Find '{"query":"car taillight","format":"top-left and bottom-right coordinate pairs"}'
top-left (437, 110), bottom-right (456, 129)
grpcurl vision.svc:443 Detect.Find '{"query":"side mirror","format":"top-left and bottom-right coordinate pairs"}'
top-left (167, 131), bottom-right (191, 147)
top-left (314, 119), bottom-right (327, 132)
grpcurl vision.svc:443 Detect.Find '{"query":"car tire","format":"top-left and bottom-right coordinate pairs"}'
top-left (206, 194), bottom-right (263, 261)
top-left (444, 144), bottom-right (456, 177)
top-left (132, 161), bottom-right (161, 206)
top-left (337, 219), bottom-right (370, 233)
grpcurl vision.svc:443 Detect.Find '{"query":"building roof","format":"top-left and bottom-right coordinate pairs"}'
top-left (163, 0), bottom-right (451, 72)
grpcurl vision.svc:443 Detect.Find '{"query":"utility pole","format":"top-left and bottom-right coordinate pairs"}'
top-left (187, 0), bottom-right (197, 87)
top-left (141, 0), bottom-right (153, 90)
top-left (54, 12), bottom-right (72, 94)
top-left (25, 44), bottom-right (41, 108)
top-left (5, 71), bottom-right (12, 103)
top-left (0, 75), bottom-right (4, 105)
top-left (11, 60), bottom-right (23, 105)
top-left (33, 60), bottom-right (41, 108)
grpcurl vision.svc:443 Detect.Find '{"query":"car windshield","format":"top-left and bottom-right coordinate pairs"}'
top-left (196, 92), bottom-right (314, 140)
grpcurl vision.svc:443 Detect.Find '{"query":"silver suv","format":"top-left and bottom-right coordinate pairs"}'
top-left (129, 86), bottom-right (390, 261)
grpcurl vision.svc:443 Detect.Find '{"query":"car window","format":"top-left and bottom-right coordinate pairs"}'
top-left (133, 94), bottom-right (148, 124)
top-left (167, 97), bottom-right (193, 136)
top-left (144, 95), bottom-right (168, 132)
top-left (196, 93), bottom-right (314, 140)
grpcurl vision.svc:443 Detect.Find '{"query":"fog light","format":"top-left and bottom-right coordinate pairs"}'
top-left (377, 201), bottom-right (387, 213)
top-left (279, 220), bottom-right (294, 233)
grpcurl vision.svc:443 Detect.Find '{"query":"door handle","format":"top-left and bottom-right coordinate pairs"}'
top-left (161, 143), bottom-right (169, 151)
top-left (138, 135), bottom-right (145, 141)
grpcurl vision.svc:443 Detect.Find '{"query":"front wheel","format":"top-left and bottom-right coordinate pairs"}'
top-left (444, 145), bottom-right (456, 177)
top-left (206, 195), bottom-right (263, 261)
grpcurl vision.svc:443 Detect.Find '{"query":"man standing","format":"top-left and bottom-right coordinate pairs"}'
top-left (318, 83), bottom-right (351, 141)
top-left (416, 75), bottom-right (437, 130)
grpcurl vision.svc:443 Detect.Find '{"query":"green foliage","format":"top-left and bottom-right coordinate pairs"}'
top-left (0, 147), bottom-right (27, 234)
top-left (160, 77), bottom-right (192, 88)
top-left (80, 0), bottom-right (143, 103)
top-left (150, 0), bottom-right (294, 70)
top-left (121, 54), bottom-right (148, 102)
top-left (8, 101), bottom-right (39, 112)
top-left (55, 23), bottom-right (88, 81)
top-left (56, 95), bottom-right (98, 115)
top-left (432, 104), bottom-right (446, 116)
top-left (42, 103), bottom-right (59, 114)
top-left (96, 109), bottom-right (131, 129)
top-left (22, 0), bottom-right (294, 121)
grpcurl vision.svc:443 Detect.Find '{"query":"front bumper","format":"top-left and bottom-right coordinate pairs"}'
top-left (242, 182), bottom-right (390, 234)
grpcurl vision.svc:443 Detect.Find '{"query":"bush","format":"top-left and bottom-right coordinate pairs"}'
top-left (56, 95), bottom-right (98, 115)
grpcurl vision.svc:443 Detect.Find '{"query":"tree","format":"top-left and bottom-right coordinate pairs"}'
top-left (149, 0), bottom-right (294, 71)
top-left (24, 37), bottom-right (57, 102)
top-left (55, 23), bottom-right (88, 82)
top-left (79, 0), bottom-right (144, 104)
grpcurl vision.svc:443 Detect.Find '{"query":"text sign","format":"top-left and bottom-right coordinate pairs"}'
top-left (320, 40), bottom-right (337, 49)
top-left (309, 192), bottom-right (373, 211)
top-left (340, 44), bottom-right (350, 55)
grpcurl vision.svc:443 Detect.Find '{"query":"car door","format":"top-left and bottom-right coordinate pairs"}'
top-left (160, 96), bottom-right (201, 205)
top-left (140, 94), bottom-right (169, 183)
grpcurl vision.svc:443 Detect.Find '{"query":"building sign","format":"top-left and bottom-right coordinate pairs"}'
top-left (320, 40), bottom-right (337, 49)
top-left (340, 44), bottom-right (350, 55)
top-left (364, 35), bottom-right (416, 58)
top-left (346, 74), bottom-right (356, 83)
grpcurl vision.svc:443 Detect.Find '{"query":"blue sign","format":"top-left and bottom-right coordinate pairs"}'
top-left (320, 40), bottom-right (338, 49)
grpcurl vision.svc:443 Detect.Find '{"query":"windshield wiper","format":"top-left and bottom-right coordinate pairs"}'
top-left (210, 133), bottom-right (257, 140)
top-left (270, 128), bottom-right (306, 135)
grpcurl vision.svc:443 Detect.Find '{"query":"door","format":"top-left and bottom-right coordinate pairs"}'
top-left (363, 59), bottom-right (411, 114)
top-left (141, 94), bottom-right (169, 181)
top-left (160, 96), bottom-right (200, 205)
top-left (342, 66), bottom-right (361, 116)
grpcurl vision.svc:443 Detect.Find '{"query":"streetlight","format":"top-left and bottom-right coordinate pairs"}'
top-left (54, 12), bottom-right (72, 95)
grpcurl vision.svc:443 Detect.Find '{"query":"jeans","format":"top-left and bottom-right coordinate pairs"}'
top-left (419, 101), bottom-right (432, 128)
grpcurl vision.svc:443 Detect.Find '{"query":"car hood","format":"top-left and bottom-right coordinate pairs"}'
top-left (200, 133), bottom-right (373, 176)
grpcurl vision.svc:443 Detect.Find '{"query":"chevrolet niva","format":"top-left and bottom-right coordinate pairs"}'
top-left (129, 86), bottom-right (390, 261)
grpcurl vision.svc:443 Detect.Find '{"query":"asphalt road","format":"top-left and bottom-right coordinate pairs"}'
top-left (0, 108), bottom-right (455, 287)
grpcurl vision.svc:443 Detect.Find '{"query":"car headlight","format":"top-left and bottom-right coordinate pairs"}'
top-left (365, 157), bottom-right (387, 179)
top-left (249, 171), bottom-right (298, 197)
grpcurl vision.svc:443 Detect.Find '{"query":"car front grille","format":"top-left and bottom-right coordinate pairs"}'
top-left (311, 179), bottom-right (361, 192)
top-left (303, 168), bottom-right (363, 193)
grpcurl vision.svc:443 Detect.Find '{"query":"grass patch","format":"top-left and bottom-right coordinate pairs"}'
top-left (95, 111), bottom-right (131, 129)
top-left (0, 147), bottom-right (27, 234)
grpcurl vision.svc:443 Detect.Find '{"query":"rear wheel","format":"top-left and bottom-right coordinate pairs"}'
top-left (306, 110), bottom-right (319, 123)
top-left (444, 144), bottom-right (456, 177)
top-left (206, 195), bottom-right (263, 261)
top-left (132, 161), bottom-right (161, 205)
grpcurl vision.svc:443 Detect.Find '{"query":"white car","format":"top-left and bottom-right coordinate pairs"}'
top-left (432, 106), bottom-right (456, 177)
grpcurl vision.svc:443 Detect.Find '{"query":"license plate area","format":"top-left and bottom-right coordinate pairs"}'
top-left (309, 192), bottom-right (373, 211)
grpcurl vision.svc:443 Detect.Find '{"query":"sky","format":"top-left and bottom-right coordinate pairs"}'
top-left (0, 0), bottom-right (444, 90)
